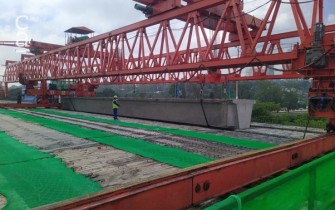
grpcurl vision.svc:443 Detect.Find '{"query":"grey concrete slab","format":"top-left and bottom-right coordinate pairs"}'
top-left (61, 97), bottom-right (255, 129)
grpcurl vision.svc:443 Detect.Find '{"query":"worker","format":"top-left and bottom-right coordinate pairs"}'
top-left (112, 95), bottom-right (120, 120)
top-left (318, 93), bottom-right (327, 110)
top-left (17, 93), bottom-right (22, 104)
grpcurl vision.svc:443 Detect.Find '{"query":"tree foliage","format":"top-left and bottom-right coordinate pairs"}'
top-left (252, 102), bottom-right (281, 120)
top-left (5, 86), bottom-right (22, 100)
top-left (94, 79), bottom-right (310, 112)
top-left (95, 88), bottom-right (116, 97)
top-left (255, 81), bottom-right (282, 104)
top-left (238, 81), bottom-right (256, 99)
top-left (282, 91), bottom-right (299, 112)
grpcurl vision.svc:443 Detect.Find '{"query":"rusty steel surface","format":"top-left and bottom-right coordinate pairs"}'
top-left (39, 134), bottom-right (335, 210)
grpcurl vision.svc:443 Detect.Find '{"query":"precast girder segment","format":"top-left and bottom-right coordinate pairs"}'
top-left (3, 0), bottom-right (334, 86)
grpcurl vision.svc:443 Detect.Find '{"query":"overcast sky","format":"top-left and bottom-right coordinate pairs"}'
top-left (0, 0), bottom-right (334, 76)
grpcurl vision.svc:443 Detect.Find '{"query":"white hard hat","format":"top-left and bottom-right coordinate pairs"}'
top-left (114, 95), bottom-right (118, 98)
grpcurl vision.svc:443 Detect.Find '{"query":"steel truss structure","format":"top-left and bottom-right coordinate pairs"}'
top-left (2, 0), bottom-right (335, 122)
top-left (4, 0), bottom-right (333, 84)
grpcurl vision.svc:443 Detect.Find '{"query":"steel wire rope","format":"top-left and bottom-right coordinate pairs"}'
top-left (153, 63), bottom-right (207, 84)
top-left (169, 0), bottom-right (272, 32)
top-left (148, 1), bottom-right (273, 74)
top-left (181, 64), bottom-right (207, 83)
top-left (170, 0), bottom-right (314, 50)
top-left (165, 0), bottom-right (272, 59)
top-left (252, 45), bottom-right (335, 73)
top-left (279, 0), bottom-right (315, 4)
top-left (243, 0), bottom-right (259, 4)
top-left (215, 44), bottom-right (335, 77)
top-left (199, 82), bottom-right (211, 128)
top-left (222, 56), bottom-right (259, 76)
top-left (159, 57), bottom-right (257, 83)
top-left (118, 0), bottom-right (274, 66)
top-left (97, 0), bottom-right (317, 81)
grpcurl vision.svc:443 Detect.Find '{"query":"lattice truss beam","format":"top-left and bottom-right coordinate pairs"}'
top-left (3, 0), bottom-right (335, 85)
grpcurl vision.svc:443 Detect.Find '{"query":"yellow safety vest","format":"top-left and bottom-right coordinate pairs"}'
top-left (112, 99), bottom-right (119, 109)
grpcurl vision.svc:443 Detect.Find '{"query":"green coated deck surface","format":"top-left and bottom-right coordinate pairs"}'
top-left (0, 131), bottom-right (102, 210)
top-left (0, 109), bottom-right (213, 168)
top-left (32, 108), bottom-right (275, 149)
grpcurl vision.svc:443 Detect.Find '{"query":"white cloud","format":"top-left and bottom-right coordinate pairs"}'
top-left (0, 0), bottom-right (145, 75)
top-left (327, 14), bottom-right (335, 24)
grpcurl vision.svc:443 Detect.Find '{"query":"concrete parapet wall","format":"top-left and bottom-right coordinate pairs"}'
top-left (61, 97), bottom-right (255, 129)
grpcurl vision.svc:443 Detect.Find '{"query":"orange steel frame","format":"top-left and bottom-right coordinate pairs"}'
top-left (3, 0), bottom-right (334, 121)
top-left (44, 134), bottom-right (335, 210)
top-left (3, 0), bottom-right (335, 116)
top-left (4, 0), bottom-right (333, 85)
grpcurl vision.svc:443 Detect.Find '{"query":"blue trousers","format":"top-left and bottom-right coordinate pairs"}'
top-left (113, 108), bottom-right (118, 119)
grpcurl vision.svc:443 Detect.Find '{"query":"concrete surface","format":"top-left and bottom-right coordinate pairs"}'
top-left (0, 108), bottom-right (324, 210)
top-left (0, 114), bottom-right (177, 188)
top-left (61, 97), bottom-right (255, 129)
top-left (22, 109), bottom-right (252, 159)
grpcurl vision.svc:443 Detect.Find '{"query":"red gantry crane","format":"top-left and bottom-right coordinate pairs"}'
top-left (4, 0), bottom-right (334, 129)
top-left (1, 1), bottom-right (335, 209)
top-left (0, 28), bottom-right (97, 106)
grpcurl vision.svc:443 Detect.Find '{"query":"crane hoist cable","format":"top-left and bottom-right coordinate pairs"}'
top-left (199, 83), bottom-right (211, 128)
top-left (303, 116), bottom-right (311, 139)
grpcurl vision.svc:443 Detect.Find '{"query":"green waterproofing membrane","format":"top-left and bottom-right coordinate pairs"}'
top-left (0, 131), bottom-right (102, 210)
top-left (0, 109), bottom-right (213, 168)
top-left (205, 151), bottom-right (335, 210)
top-left (32, 108), bottom-right (275, 149)
top-left (0, 131), bottom-right (51, 165)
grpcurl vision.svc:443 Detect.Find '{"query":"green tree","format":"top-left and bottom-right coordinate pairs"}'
top-left (255, 81), bottom-right (282, 104)
top-left (282, 91), bottom-right (299, 112)
top-left (99, 88), bottom-right (116, 97)
top-left (211, 84), bottom-right (224, 99)
top-left (6, 85), bottom-right (22, 100)
top-left (252, 102), bottom-right (281, 118)
top-left (238, 81), bottom-right (256, 99)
